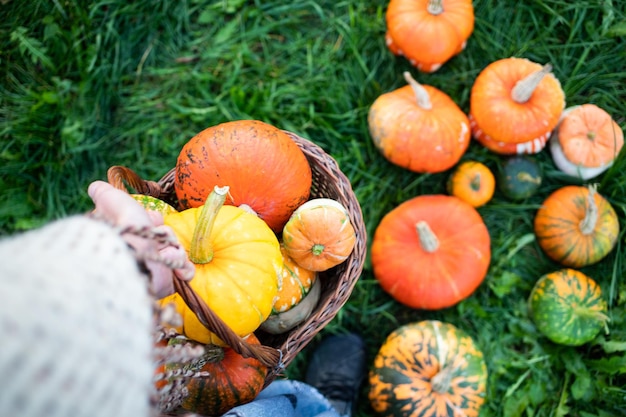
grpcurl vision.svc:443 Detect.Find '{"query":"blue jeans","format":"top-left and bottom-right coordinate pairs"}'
top-left (222, 380), bottom-right (342, 417)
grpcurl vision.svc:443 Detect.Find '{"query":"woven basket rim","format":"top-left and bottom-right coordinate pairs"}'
top-left (107, 130), bottom-right (367, 385)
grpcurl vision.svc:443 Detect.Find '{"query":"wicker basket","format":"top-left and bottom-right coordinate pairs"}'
top-left (108, 131), bottom-right (366, 385)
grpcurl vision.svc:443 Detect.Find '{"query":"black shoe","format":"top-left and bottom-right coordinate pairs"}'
top-left (305, 333), bottom-right (367, 417)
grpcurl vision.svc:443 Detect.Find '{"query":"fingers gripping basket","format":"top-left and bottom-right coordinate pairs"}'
top-left (108, 131), bottom-right (366, 385)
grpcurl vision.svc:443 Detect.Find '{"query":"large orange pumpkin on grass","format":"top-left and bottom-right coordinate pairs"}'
top-left (368, 72), bottom-right (471, 174)
top-left (385, 0), bottom-right (475, 73)
top-left (371, 194), bottom-right (491, 310)
top-left (175, 120), bottom-right (312, 232)
top-left (469, 58), bottom-right (565, 155)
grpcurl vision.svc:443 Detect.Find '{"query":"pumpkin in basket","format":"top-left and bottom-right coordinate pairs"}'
top-left (368, 71), bottom-right (470, 174)
top-left (282, 198), bottom-right (356, 272)
top-left (174, 120), bottom-right (312, 233)
top-left (549, 104), bottom-right (624, 180)
top-left (385, 0), bottom-right (475, 73)
top-left (260, 244), bottom-right (320, 334)
top-left (371, 194), bottom-right (491, 310)
top-left (369, 320), bottom-right (488, 417)
top-left (469, 58), bottom-right (565, 154)
top-left (534, 185), bottom-right (619, 268)
top-left (158, 186), bottom-right (282, 345)
top-left (180, 334), bottom-right (268, 416)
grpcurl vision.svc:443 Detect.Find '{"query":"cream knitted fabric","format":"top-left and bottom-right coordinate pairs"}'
top-left (0, 216), bottom-right (154, 417)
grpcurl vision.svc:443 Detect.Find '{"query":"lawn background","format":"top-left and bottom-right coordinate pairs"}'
top-left (1, 0), bottom-right (626, 416)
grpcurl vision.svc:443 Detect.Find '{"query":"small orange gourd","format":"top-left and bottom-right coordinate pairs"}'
top-left (368, 71), bottom-right (471, 173)
top-left (385, 0), bottom-right (475, 72)
top-left (470, 58), bottom-right (565, 155)
top-left (549, 104), bottom-right (624, 180)
top-left (282, 198), bottom-right (356, 272)
top-left (447, 161), bottom-right (496, 208)
top-left (534, 185), bottom-right (619, 268)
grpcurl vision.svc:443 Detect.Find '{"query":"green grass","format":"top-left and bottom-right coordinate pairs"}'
top-left (2, 0), bottom-right (626, 415)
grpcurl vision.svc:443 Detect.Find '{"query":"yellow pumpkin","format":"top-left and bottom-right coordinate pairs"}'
top-left (159, 186), bottom-right (282, 345)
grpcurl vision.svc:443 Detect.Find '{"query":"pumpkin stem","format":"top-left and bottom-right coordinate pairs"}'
top-left (427, 0), bottom-right (444, 15)
top-left (511, 64), bottom-right (553, 104)
top-left (574, 306), bottom-right (611, 334)
top-left (311, 243), bottom-right (325, 256)
top-left (201, 344), bottom-right (226, 363)
top-left (431, 361), bottom-right (463, 394)
top-left (416, 221), bottom-right (439, 253)
top-left (190, 185), bottom-right (229, 264)
top-left (403, 71), bottom-right (432, 110)
top-left (579, 184), bottom-right (599, 235)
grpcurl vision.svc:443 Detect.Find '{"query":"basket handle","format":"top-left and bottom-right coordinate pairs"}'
top-left (107, 166), bottom-right (166, 198)
top-left (173, 278), bottom-right (282, 369)
top-left (106, 166), bottom-right (282, 370)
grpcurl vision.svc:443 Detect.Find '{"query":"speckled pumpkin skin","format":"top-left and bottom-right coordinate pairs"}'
top-left (529, 269), bottom-right (608, 346)
top-left (174, 120), bottom-right (312, 232)
top-left (369, 320), bottom-right (488, 417)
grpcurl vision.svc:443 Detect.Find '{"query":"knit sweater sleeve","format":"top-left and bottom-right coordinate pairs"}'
top-left (0, 216), bottom-right (155, 417)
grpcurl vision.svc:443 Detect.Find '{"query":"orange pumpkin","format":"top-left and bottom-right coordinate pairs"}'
top-left (371, 194), bottom-right (491, 310)
top-left (368, 71), bottom-right (471, 173)
top-left (549, 104), bottom-right (624, 180)
top-left (385, 0), bottom-right (475, 73)
top-left (180, 334), bottom-right (268, 416)
top-left (534, 185), bottom-right (619, 268)
top-left (446, 161), bottom-right (495, 208)
top-left (174, 120), bottom-right (312, 232)
top-left (282, 198), bottom-right (356, 272)
top-left (469, 58), bottom-right (565, 155)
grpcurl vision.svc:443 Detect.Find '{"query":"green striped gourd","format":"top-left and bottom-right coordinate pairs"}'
top-left (529, 268), bottom-right (609, 346)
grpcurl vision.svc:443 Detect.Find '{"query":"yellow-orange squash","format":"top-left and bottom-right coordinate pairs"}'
top-left (273, 243), bottom-right (317, 313)
top-left (158, 186), bottom-right (282, 345)
top-left (368, 72), bottom-right (470, 173)
top-left (282, 198), bottom-right (356, 272)
top-left (385, 0), bottom-right (475, 73)
top-left (534, 185), bottom-right (619, 268)
top-left (174, 120), bottom-right (312, 232)
top-left (446, 161), bottom-right (495, 208)
top-left (549, 104), bottom-right (624, 180)
top-left (371, 194), bottom-right (491, 310)
top-left (470, 58), bottom-right (565, 155)
top-left (369, 320), bottom-right (488, 417)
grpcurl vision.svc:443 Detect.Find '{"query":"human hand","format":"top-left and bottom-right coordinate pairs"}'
top-left (88, 181), bottom-right (195, 298)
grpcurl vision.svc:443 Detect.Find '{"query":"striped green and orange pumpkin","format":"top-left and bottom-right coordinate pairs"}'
top-left (369, 320), bottom-right (488, 417)
top-left (534, 184), bottom-right (619, 268)
top-left (180, 333), bottom-right (268, 415)
top-left (529, 269), bottom-right (609, 346)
